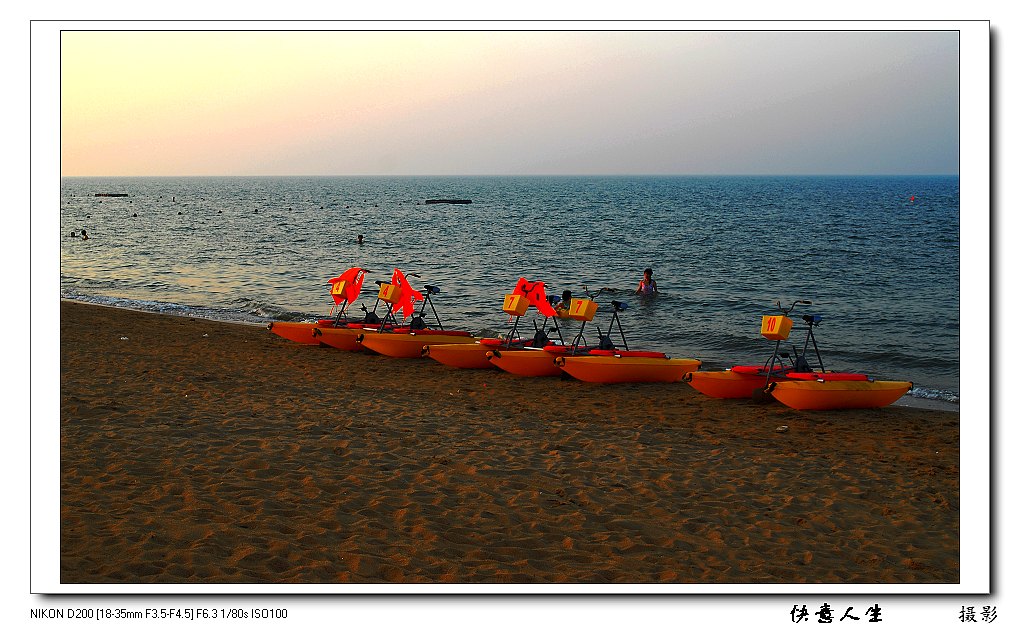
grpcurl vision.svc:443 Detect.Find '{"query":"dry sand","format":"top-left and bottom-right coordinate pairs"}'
top-left (60, 300), bottom-right (960, 584)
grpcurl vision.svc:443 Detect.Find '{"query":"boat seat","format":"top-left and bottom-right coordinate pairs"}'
top-left (531, 329), bottom-right (550, 348)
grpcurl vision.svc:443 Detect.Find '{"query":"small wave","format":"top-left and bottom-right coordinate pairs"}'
top-left (227, 297), bottom-right (321, 322)
top-left (907, 385), bottom-right (960, 404)
top-left (62, 291), bottom-right (205, 317)
top-left (61, 291), bottom-right (318, 325)
top-left (265, 309), bottom-right (320, 322)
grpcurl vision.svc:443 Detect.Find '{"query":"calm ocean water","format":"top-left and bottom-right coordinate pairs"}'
top-left (59, 176), bottom-right (960, 406)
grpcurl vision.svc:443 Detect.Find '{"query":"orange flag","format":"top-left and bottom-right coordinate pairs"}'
top-left (391, 268), bottom-right (424, 322)
top-left (510, 277), bottom-right (556, 317)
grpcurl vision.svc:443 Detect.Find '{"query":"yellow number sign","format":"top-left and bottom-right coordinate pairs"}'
top-left (378, 283), bottom-right (402, 304)
top-left (568, 299), bottom-right (598, 321)
top-left (502, 294), bottom-right (530, 316)
top-left (760, 315), bottom-right (793, 340)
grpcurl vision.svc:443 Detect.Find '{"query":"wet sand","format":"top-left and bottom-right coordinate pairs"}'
top-left (60, 300), bottom-right (960, 584)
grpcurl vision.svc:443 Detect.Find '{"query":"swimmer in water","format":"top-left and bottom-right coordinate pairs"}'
top-left (636, 268), bottom-right (657, 295)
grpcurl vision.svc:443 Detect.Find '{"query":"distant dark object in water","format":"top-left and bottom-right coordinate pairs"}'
top-left (70, 231), bottom-right (76, 237)
top-left (425, 199), bottom-right (472, 205)
top-left (132, 213), bottom-right (137, 217)
top-left (178, 212), bottom-right (182, 215)
top-left (94, 193), bottom-right (128, 197)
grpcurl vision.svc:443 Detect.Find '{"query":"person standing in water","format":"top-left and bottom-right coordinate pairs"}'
top-left (636, 268), bottom-right (657, 295)
top-left (357, 234), bottom-right (364, 245)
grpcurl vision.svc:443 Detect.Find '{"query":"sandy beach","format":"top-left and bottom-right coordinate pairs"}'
top-left (59, 300), bottom-right (960, 584)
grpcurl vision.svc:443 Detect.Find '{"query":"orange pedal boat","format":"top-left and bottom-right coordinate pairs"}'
top-left (683, 366), bottom-right (868, 399)
top-left (423, 336), bottom-right (554, 369)
top-left (486, 287), bottom-right (610, 377)
top-left (267, 319), bottom-right (334, 346)
top-left (485, 347), bottom-right (566, 376)
top-left (687, 301), bottom-right (912, 409)
top-left (765, 379), bottom-right (913, 410)
top-left (358, 329), bottom-right (475, 358)
top-left (423, 278), bottom-right (566, 370)
top-left (312, 323), bottom-right (376, 352)
top-left (551, 295), bottom-right (700, 384)
top-left (555, 351), bottom-right (701, 383)
top-left (353, 271), bottom-right (475, 358)
top-left (423, 340), bottom-right (507, 369)
top-left (268, 267), bottom-right (369, 345)
top-left (683, 368), bottom-right (777, 398)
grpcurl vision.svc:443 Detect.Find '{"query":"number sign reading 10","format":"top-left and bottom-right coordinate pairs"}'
top-left (761, 315), bottom-right (793, 340)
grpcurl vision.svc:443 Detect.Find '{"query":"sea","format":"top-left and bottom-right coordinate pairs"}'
top-left (59, 175), bottom-right (961, 409)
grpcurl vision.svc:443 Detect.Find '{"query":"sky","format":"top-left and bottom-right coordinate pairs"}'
top-left (59, 29), bottom-right (960, 177)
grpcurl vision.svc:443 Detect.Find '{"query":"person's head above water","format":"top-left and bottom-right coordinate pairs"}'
top-left (637, 268), bottom-right (657, 294)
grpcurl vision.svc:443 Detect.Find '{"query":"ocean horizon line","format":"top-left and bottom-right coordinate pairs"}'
top-left (60, 172), bottom-right (962, 180)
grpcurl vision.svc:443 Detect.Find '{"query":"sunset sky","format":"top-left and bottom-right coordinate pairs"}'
top-left (60, 29), bottom-right (961, 177)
